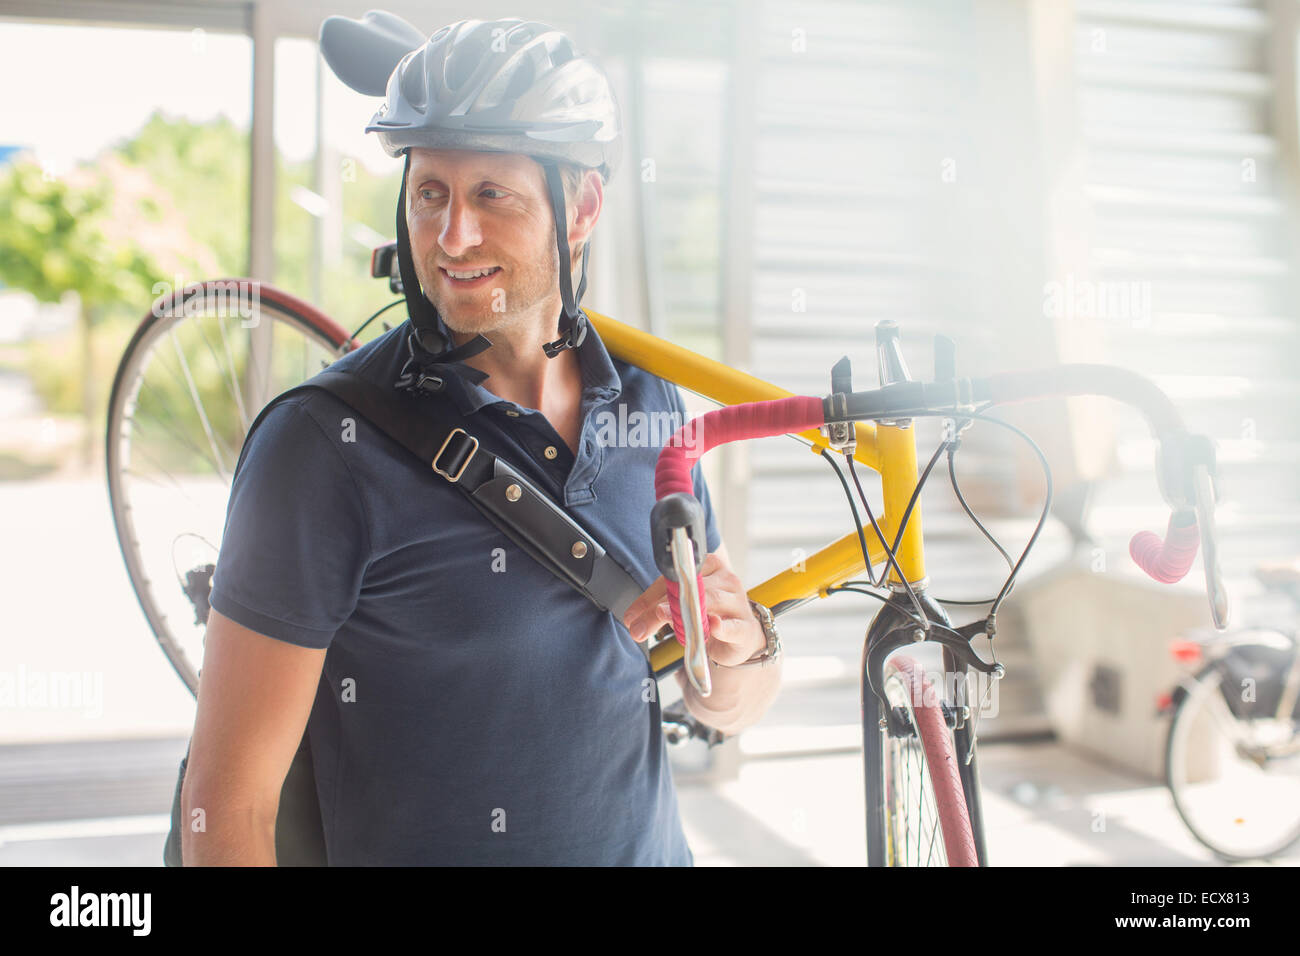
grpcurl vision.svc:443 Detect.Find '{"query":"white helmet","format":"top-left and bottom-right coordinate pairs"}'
top-left (367, 17), bottom-right (621, 182)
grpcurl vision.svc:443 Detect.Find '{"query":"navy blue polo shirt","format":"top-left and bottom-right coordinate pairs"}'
top-left (208, 313), bottom-right (720, 865)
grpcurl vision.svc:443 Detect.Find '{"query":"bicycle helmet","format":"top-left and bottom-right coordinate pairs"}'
top-left (325, 14), bottom-right (622, 389)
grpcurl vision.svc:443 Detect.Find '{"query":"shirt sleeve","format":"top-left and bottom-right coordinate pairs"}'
top-left (663, 381), bottom-right (722, 554)
top-left (208, 397), bottom-right (371, 649)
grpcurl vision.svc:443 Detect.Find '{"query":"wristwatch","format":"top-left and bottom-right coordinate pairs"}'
top-left (717, 599), bottom-right (783, 668)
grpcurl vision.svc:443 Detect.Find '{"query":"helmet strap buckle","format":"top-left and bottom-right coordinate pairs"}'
top-left (540, 159), bottom-right (593, 358)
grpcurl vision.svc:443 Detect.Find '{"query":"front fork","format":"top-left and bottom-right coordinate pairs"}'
top-left (861, 588), bottom-right (989, 866)
top-left (856, 320), bottom-right (990, 863)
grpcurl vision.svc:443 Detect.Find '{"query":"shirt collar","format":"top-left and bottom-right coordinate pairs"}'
top-left (423, 311), bottom-right (623, 417)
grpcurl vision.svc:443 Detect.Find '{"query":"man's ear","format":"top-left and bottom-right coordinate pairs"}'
top-left (568, 170), bottom-right (603, 258)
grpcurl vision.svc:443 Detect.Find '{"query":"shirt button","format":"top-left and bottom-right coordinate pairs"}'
top-left (544, 445), bottom-right (558, 460)
top-left (504, 409), bottom-right (520, 417)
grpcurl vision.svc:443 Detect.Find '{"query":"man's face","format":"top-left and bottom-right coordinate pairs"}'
top-left (405, 148), bottom-right (563, 342)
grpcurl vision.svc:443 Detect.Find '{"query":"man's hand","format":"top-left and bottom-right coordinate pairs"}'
top-left (621, 546), bottom-right (782, 736)
top-left (621, 550), bottom-right (764, 666)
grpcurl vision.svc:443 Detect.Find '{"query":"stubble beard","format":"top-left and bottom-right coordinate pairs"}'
top-left (415, 242), bottom-right (561, 345)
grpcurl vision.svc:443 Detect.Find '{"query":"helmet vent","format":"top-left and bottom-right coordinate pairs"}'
top-left (400, 49), bottom-right (427, 111)
top-left (445, 30), bottom-right (490, 91)
top-left (551, 38), bottom-right (575, 67)
top-left (503, 59), bottom-right (535, 101)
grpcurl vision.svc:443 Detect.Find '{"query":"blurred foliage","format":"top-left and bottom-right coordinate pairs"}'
top-left (0, 110), bottom-right (408, 433)
top-left (113, 109), bottom-right (407, 334)
top-left (20, 311), bottom-right (138, 416)
top-left (0, 160), bottom-right (160, 306)
top-left (116, 112), bottom-right (250, 277)
top-left (274, 151), bottom-right (405, 340)
top-left (0, 158), bottom-right (165, 456)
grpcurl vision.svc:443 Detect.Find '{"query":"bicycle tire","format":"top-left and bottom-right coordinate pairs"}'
top-left (1165, 660), bottom-right (1300, 862)
top-left (880, 653), bottom-right (979, 866)
top-left (106, 280), bottom-right (355, 695)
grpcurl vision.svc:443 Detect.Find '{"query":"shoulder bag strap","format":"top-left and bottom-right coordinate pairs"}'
top-left (241, 369), bottom-right (646, 623)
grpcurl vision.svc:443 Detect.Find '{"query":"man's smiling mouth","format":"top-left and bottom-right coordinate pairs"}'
top-left (442, 266), bottom-right (502, 281)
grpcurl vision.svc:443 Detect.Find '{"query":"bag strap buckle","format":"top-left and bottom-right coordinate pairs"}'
top-left (432, 428), bottom-right (478, 483)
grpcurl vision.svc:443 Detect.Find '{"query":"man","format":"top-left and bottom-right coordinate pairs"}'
top-left (182, 15), bottom-right (781, 866)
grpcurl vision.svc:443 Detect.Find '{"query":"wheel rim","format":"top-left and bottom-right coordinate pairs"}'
top-left (1167, 667), bottom-right (1300, 860)
top-left (881, 660), bottom-right (949, 866)
top-left (106, 288), bottom-right (349, 694)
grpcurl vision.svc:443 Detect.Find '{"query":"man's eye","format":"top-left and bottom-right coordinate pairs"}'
top-left (481, 188), bottom-right (507, 199)
top-left (418, 189), bottom-right (440, 201)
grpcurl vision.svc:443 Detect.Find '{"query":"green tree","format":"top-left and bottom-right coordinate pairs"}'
top-left (0, 158), bottom-right (162, 463)
top-left (116, 111), bottom-right (249, 276)
top-left (119, 109), bottom-right (403, 333)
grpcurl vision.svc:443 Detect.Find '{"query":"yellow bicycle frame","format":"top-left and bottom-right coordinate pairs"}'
top-left (585, 309), bottom-right (928, 673)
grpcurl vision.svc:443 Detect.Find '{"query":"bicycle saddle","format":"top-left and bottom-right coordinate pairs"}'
top-left (319, 9), bottom-right (426, 97)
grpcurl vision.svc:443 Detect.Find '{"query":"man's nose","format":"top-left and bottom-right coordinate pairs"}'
top-left (438, 194), bottom-right (484, 257)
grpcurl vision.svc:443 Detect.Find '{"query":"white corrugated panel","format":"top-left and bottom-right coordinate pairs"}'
top-left (1074, 0), bottom-right (1300, 609)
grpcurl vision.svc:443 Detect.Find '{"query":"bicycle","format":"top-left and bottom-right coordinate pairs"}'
top-left (1160, 561), bottom-right (1300, 862)
top-left (107, 242), bottom-right (1232, 866)
top-left (626, 316), bottom-right (1230, 867)
top-left (105, 277), bottom-right (378, 693)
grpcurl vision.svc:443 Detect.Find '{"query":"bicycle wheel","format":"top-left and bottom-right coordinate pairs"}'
top-left (106, 280), bottom-right (355, 695)
top-left (879, 653), bottom-right (979, 866)
top-left (1166, 660), bottom-right (1300, 861)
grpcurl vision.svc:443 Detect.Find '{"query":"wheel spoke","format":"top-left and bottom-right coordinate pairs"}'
top-left (133, 379), bottom-right (235, 476)
top-left (194, 310), bottom-right (254, 439)
top-left (214, 316), bottom-right (252, 434)
top-left (167, 325), bottom-right (231, 483)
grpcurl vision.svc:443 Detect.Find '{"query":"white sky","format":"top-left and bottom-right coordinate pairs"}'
top-left (0, 21), bottom-right (396, 176)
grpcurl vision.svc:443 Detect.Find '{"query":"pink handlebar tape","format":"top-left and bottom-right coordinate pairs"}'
top-left (1129, 511), bottom-right (1199, 584)
top-left (655, 396), bottom-right (825, 646)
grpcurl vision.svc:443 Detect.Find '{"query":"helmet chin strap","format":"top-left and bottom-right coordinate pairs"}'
top-left (539, 159), bottom-right (590, 359)
top-left (394, 151), bottom-right (492, 389)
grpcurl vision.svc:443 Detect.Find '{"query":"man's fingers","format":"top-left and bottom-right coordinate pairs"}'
top-left (627, 600), bottom-right (672, 642)
top-left (621, 554), bottom-right (742, 642)
top-left (699, 576), bottom-right (749, 625)
top-left (622, 577), bottom-right (666, 630)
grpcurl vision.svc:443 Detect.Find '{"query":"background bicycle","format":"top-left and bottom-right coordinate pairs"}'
top-left (1161, 560), bottom-right (1300, 861)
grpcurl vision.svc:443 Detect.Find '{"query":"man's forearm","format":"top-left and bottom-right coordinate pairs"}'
top-left (676, 656), bottom-right (782, 736)
top-left (181, 779), bottom-right (279, 866)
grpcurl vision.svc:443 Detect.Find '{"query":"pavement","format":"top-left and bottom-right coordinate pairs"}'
top-left (678, 737), bottom-right (1299, 866)
top-left (2, 732), bottom-right (1297, 866)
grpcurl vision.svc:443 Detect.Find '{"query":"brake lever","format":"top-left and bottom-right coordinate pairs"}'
top-left (670, 527), bottom-right (712, 698)
top-left (1163, 432), bottom-right (1230, 630)
top-left (1192, 462), bottom-right (1230, 630)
